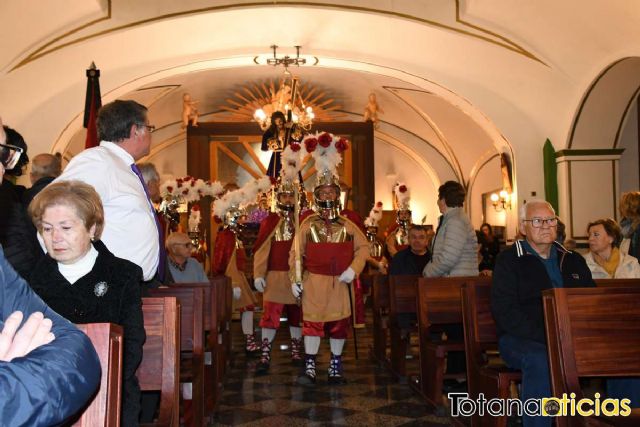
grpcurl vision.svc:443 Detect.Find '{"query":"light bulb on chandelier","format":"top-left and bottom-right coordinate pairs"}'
top-left (253, 45), bottom-right (315, 132)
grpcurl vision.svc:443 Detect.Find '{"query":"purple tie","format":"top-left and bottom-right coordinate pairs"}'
top-left (131, 163), bottom-right (166, 281)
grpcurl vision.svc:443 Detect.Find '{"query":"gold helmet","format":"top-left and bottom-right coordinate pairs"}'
top-left (303, 132), bottom-right (349, 214)
top-left (393, 182), bottom-right (412, 226)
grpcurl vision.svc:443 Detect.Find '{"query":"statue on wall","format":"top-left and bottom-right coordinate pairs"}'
top-left (182, 93), bottom-right (199, 128)
top-left (363, 92), bottom-right (384, 129)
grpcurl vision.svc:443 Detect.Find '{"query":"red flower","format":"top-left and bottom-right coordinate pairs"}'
top-left (191, 180), bottom-right (196, 187)
top-left (182, 189), bottom-right (189, 195)
top-left (399, 185), bottom-right (407, 193)
top-left (376, 201), bottom-right (383, 207)
top-left (304, 137), bottom-right (318, 152)
top-left (184, 176), bottom-right (192, 181)
top-left (290, 142), bottom-right (301, 152)
top-left (318, 132), bottom-right (332, 147)
top-left (335, 137), bottom-right (349, 153)
top-left (166, 186), bottom-right (174, 193)
top-left (192, 204), bottom-right (200, 211)
top-left (176, 181), bottom-right (183, 188)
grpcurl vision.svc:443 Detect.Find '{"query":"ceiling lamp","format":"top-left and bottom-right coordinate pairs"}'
top-left (253, 46), bottom-right (315, 131)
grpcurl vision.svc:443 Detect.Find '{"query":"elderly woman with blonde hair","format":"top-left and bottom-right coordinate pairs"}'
top-left (584, 218), bottom-right (640, 279)
top-left (28, 180), bottom-right (145, 426)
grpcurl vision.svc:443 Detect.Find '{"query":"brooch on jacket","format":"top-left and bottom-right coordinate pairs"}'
top-left (94, 281), bottom-right (109, 297)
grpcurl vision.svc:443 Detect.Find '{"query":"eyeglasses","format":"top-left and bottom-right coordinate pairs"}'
top-left (523, 217), bottom-right (558, 228)
top-left (0, 143), bottom-right (23, 169)
top-left (173, 242), bottom-right (194, 248)
top-left (138, 124), bottom-right (156, 133)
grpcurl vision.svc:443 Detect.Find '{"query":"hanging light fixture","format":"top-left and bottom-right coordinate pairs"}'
top-left (253, 46), bottom-right (315, 131)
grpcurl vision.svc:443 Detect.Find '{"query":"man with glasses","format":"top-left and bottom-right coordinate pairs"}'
top-left (56, 100), bottom-right (161, 286)
top-left (165, 232), bottom-right (207, 283)
top-left (491, 199), bottom-right (594, 427)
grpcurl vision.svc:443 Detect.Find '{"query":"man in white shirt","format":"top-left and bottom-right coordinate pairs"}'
top-left (56, 100), bottom-right (160, 282)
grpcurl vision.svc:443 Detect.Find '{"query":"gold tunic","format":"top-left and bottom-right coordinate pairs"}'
top-left (253, 216), bottom-right (297, 305)
top-left (226, 239), bottom-right (257, 311)
top-left (289, 214), bottom-right (369, 323)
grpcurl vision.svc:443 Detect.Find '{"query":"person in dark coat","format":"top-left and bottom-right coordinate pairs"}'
top-left (28, 180), bottom-right (145, 427)
top-left (0, 161), bottom-right (101, 426)
top-left (21, 153), bottom-right (61, 208)
top-left (0, 121), bottom-right (39, 278)
top-left (491, 200), bottom-right (594, 427)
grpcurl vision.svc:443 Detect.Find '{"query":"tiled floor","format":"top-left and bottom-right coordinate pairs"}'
top-left (212, 319), bottom-right (455, 426)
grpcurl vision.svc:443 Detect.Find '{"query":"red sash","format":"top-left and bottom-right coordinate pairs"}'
top-left (304, 241), bottom-right (353, 276)
top-left (268, 240), bottom-right (293, 271)
top-left (236, 248), bottom-right (247, 271)
top-left (396, 244), bottom-right (409, 252)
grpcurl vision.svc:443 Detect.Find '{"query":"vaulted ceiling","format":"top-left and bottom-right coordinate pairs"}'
top-left (1, 0), bottom-right (639, 208)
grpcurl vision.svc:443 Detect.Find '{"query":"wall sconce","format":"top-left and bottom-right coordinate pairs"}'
top-left (490, 190), bottom-right (511, 212)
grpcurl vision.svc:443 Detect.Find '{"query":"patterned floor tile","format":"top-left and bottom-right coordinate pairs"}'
top-left (286, 405), bottom-right (359, 423)
top-left (372, 401), bottom-right (438, 418)
top-left (213, 316), bottom-right (456, 426)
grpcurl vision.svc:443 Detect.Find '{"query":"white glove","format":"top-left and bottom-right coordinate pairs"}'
top-left (233, 287), bottom-right (241, 300)
top-left (338, 267), bottom-right (356, 283)
top-left (254, 277), bottom-right (266, 293)
top-left (291, 282), bottom-right (303, 298)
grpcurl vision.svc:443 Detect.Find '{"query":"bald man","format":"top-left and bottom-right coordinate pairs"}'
top-left (22, 153), bottom-right (61, 208)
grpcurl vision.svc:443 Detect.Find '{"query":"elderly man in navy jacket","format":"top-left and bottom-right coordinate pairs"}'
top-left (491, 200), bottom-right (594, 427)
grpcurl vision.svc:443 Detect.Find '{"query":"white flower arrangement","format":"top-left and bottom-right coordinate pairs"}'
top-left (213, 176), bottom-right (272, 219)
top-left (160, 176), bottom-right (224, 203)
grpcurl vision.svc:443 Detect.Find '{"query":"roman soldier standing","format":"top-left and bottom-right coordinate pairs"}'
top-left (213, 177), bottom-right (271, 355)
top-left (385, 182), bottom-right (412, 258)
top-left (364, 201), bottom-right (388, 274)
top-left (290, 132), bottom-right (369, 385)
top-left (253, 145), bottom-right (305, 374)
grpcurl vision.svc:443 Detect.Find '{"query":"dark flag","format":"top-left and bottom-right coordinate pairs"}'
top-left (83, 62), bottom-right (102, 149)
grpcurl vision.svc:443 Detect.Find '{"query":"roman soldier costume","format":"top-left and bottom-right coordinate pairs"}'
top-left (290, 132), bottom-right (369, 385)
top-left (253, 145), bottom-right (305, 374)
top-left (385, 182), bottom-right (412, 258)
top-left (213, 177), bottom-right (271, 355)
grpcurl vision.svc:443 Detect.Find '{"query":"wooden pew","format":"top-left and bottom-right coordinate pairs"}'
top-left (543, 287), bottom-right (640, 427)
top-left (416, 276), bottom-right (490, 407)
top-left (461, 281), bottom-right (521, 427)
top-left (595, 278), bottom-right (640, 288)
top-left (71, 323), bottom-right (123, 427)
top-left (388, 274), bottom-right (421, 380)
top-left (368, 273), bottom-right (390, 365)
top-left (138, 297), bottom-right (181, 427)
top-left (167, 276), bottom-right (231, 414)
top-left (148, 287), bottom-right (205, 427)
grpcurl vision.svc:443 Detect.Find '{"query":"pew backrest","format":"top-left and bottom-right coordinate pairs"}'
top-left (371, 274), bottom-right (390, 312)
top-left (418, 276), bottom-right (490, 328)
top-left (543, 287), bottom-right (640, 400)
top-left (137, 297), bottom-right (180, 426)
top-left (461, 281), bottom-right (499, 364)
top-left (389, 274), bottom-right (421, 316)
top-left (595, 278), bottom-right (640, 288)
top-left (72, 323), bottom-right (123, 427)
top-left (148, 287), bottom-right (204, 354)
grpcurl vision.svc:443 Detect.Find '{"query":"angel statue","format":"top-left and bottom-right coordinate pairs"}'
top-left (363, 92), bottom-right (384, 129)
top-left (182, 93), bottom-right (199, 128)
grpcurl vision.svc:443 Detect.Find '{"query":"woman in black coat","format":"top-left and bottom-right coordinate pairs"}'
top-left (28, 180), bottom-right (145, 427)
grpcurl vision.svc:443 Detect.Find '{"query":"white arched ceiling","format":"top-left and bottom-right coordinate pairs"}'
top-left (568, 57), bottom-right (640, 150)
top-left (3, 0), bottom-right (640, 230)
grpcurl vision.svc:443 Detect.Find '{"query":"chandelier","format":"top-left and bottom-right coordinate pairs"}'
top-left (253, 46), bottom-right (315, 131)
